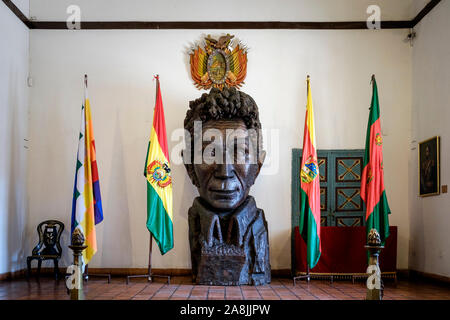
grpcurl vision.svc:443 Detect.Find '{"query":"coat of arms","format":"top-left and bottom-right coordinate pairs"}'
top-left (301, 156), bottom-right (319, 183)
top-left (147, 160), bottom-right (172, 188)
top-left (190, 34), bottom-right (248, 90)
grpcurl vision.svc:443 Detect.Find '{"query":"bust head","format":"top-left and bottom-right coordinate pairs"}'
top-left (184, 87), bottom-right (265, 212)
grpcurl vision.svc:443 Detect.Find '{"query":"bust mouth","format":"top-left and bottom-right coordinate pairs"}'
top-left (208, 188), bottom-right (238, 195)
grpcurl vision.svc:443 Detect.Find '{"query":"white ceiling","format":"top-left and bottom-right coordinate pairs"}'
top-left (25, 0), bottom-right (431, 22)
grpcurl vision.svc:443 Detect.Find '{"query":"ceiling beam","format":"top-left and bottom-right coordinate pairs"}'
top-left (0, 0), bottom-right (441, 30)
top-left (1, 0), bottom-right (33, 28)
top-left (30, 20), bottom-right (412, 30)
top-left (411, 0), bottom-right (442, 27)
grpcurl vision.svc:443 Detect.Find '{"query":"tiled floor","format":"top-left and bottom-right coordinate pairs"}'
top-left (1, 276), bottom-right (449, 300)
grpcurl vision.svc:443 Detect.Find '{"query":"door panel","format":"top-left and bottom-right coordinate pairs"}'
top-left (336, 216), bottom-right (364, 227)
top-left (335, 157), bottom-right (362, 182)
top-left (335, 187), bottom-right (362, 212)
top-left (292, 149), bottom-right (365, 228)
top-left (332, 151), bottom-right (364, 227)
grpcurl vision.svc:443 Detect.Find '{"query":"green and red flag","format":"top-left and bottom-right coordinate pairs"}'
top-left (299, 76), bottom-right (321, 269)
top-left (360, 76), bottom-right (390, 245)
top-left (144, 75), bottom-right (173, 255)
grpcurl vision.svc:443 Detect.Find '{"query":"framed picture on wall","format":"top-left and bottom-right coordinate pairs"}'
top-left (418, 136), bottom-right (440, 197)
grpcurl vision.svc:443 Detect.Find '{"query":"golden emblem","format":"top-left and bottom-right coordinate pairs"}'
top-left (147, 160), bottom-right (172, 188)
top-left (301, 156), bottom-right (319, 183)
top-left (190, 34), bottom-right (248, 90)
top-left (375, 133), bottom-right (383, 146)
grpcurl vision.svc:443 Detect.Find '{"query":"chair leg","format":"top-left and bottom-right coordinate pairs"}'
top-left (37, 259), bottom-right (42, 279)
top-left (26, 258), bottom-right (32, 280)
top-left (54, 259), bottom-right (60, 280)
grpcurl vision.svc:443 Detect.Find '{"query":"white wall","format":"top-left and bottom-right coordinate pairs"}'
top-left (0, 2), bottom-right (29, 275)
top-left (409, 0), bottom-right (450, 278)
top-left (28, 28), bottom-right (412, 270)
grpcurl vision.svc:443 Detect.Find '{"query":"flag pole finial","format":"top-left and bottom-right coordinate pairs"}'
top-left (84, 74), bottom-right (88, 88)
top-left (371, 74), bottom-right (375, 84)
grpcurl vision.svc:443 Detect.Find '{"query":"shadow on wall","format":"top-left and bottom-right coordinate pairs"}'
top-left (6, 67), bottom-right (27, 273)
top-left (269, 228), bottom-right (291, 271)
top-left (101, 109), bottom-right (133, 267)
top-left (408, 151), bottom-right (426, 271)
top-left (26, 81), bottom-right (73, 270)
top-left (171, 166), bottom-right (198, 268)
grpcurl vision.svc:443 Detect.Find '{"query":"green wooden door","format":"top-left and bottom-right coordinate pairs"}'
top-left (292, 149), bottom-right (365, 227)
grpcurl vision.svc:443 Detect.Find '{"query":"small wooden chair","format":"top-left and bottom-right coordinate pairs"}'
top-left (27, 220), bottom-right (64, 280)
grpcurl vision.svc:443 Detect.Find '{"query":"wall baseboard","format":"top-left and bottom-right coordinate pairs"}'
top-left (409, 270), bottom-right (450, 285)
top-left (11, 267), bottom-right (293, 279)
top-left (86, 268), bottom-right (192, 277)
top-left (3, 268), bottom-right (449, 285)
top-left (396, 268), bottom-right (410, 280)
top-left (0, 269), bottom-right (26, 281)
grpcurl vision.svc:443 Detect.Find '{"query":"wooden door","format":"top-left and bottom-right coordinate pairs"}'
top-left (292, 149), bottom-right (365, 228)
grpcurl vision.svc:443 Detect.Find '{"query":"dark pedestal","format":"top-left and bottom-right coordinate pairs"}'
top-left (197, 241), bottom-right (245, 286)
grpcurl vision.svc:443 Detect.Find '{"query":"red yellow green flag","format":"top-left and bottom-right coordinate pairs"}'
top-left (299, 76), bottom-right (321, 269)
top-left (144, 76), bottom-right (173, 255)
top-left (360, 76), bottom-right (390, 245)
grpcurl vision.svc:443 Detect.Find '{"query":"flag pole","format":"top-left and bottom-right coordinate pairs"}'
top-left (81, 74), bottom-right (111, 284)
top-left (293, 75), bottom-right (332, 285)
top-left (293, 75), bottom-right (312, 286)
top-left (126, 75), bottom-right (170, 285)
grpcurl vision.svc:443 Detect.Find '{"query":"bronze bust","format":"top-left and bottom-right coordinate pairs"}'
top-left (183, 87), bottom-right (270, 285)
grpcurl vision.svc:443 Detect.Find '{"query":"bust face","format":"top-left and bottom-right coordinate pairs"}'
top-left (191, 119), bottom-right (264, 212)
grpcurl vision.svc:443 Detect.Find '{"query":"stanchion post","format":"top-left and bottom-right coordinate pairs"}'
top-left (68, 228), bottom-right (87, 300)
top-left (365, 229), bottom-right (384, 300)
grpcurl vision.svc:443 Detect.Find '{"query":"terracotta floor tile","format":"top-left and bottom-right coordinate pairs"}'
top-left (189, 296), bottom-right (207, 300)
top-left (132, 295), bottom-right (152, 300)
top-left (2, 276), bottom-right (450, 301)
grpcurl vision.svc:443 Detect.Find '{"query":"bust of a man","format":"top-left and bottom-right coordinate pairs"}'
top-left (183, 87), bottom-right (270, 285)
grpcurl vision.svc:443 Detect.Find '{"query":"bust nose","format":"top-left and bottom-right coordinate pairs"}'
top-left (214, 163), bottom-right (234, 179)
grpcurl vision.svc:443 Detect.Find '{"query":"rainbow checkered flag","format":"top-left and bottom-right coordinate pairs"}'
top-left (71, 76), bottom-right (104, 264)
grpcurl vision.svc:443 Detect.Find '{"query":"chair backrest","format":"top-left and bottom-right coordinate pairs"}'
top-left (32, 220), bottom-right (65, 257)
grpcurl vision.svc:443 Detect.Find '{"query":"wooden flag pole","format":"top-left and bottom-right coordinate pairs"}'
top-left (81, 74), bottom-right (111, 284)
top-left (293, 256), bottom-right (311, 285)
top-left (126, 234), bottom-right (170, 285)
top-left (126, 74), bottom-right (170, 285)
top-left (293, 75), bottom-right (332, 285)
top-left (148, 235), bottom-right (153, 279)
top-left (293, 75), bottom-right (312, 286)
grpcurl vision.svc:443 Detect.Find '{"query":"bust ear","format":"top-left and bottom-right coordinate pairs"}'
top-left (256, 150), bottom-right (266, 177)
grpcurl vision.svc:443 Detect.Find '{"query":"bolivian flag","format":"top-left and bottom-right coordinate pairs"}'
top-left (144, 76), bottom-right (173, 255)
top-left (360, 76), bottom-right (390, 245)
top-left (299, 76), bottom-right (321, 269)
top-left (71, 76), bottom-right (104, 264)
